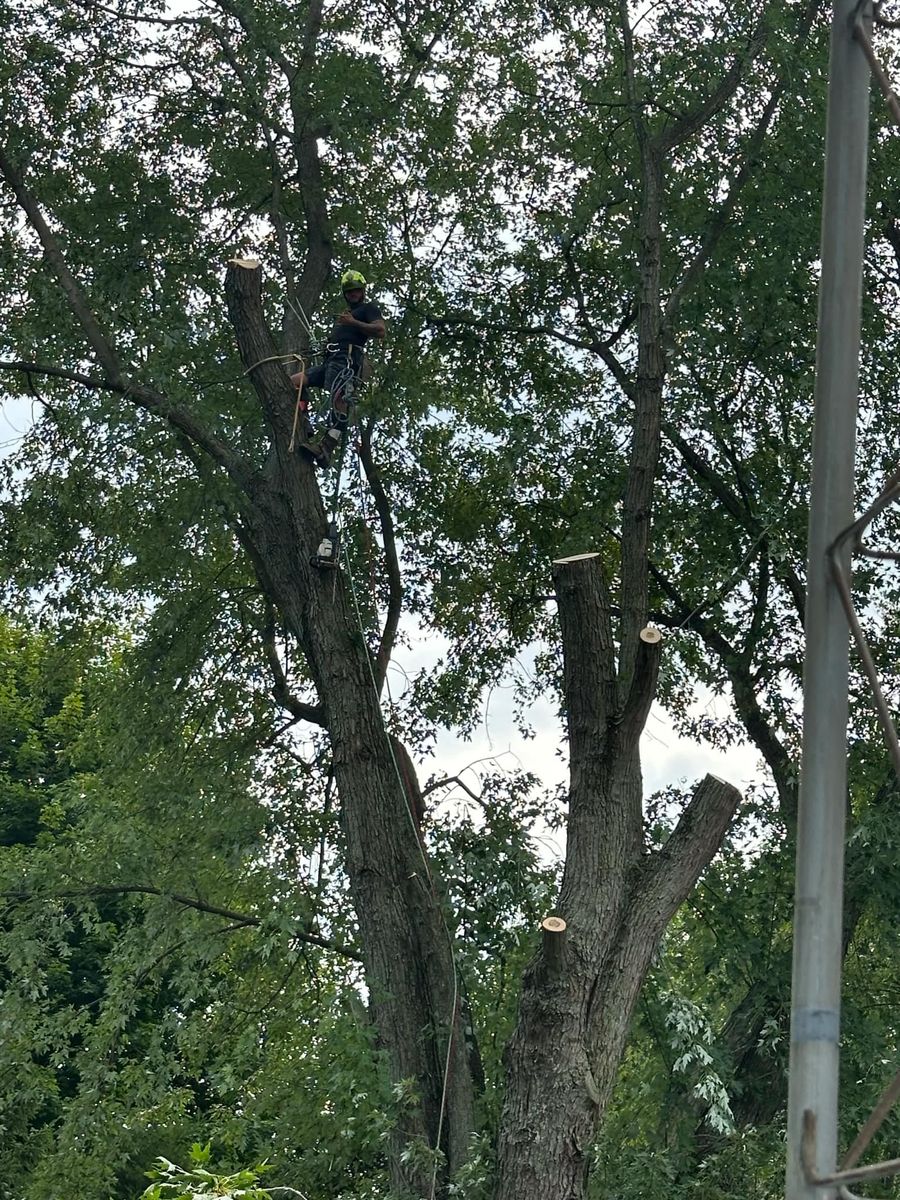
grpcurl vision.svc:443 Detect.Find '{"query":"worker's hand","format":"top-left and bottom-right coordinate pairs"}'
top-left (337, 311), bottom-right (358, 326)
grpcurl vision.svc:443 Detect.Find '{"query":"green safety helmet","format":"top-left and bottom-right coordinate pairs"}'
top-left (341, 269), bottom-right (367, 292)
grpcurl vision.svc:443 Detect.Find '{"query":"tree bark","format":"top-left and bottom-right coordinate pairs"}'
top-left (224, 260), bottom-right (475, 1195)
top-left (494, 554), bottom-right (741, 1200)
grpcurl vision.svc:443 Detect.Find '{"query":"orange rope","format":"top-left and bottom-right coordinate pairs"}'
top-left (287, 356), bottom-right (307, 453)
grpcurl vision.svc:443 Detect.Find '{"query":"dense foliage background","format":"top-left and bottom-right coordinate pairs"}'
top-left (1, 0), bottom-right (900, 1197)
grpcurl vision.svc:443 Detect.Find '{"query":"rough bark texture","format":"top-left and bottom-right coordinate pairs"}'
top-left (491, 43), bottom-right (715, 1190)
top-left (1, 1), bottom-right (786, 1178)
top-left (224, 261), bottom-right (475, 1195)
top-left (494, 555), bottom-right (741, 1200)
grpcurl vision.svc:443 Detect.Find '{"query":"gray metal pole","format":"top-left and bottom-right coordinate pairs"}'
top-left (785, 4), bottom-right (872, 1200)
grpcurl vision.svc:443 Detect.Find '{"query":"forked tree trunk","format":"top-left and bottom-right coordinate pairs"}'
top-left (494, 557), bottom-right (741, 1200)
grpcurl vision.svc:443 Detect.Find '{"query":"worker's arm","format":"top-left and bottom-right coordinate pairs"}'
top-left (338, 311), bottom-right (386, 338)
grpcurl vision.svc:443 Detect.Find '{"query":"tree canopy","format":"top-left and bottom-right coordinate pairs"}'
top-left (2, 0), bottom-right (900, 1197)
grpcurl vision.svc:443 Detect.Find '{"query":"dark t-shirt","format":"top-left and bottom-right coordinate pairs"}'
top-left (328, 300), bottom-right (383, 350)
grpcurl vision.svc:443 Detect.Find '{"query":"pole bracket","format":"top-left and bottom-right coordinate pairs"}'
top-left (802, 1110), bottom-right (900, 1189)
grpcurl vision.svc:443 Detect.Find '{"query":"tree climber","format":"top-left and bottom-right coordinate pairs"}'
top-left (291, 270), bottom-right (386, 467)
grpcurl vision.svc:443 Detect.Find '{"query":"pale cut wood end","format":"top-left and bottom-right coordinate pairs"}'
top-left (552, 552), bottom-right (600, 565)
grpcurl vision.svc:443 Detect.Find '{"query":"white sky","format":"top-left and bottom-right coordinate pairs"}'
top-left (0, 391), bottom-right (765, 829)
top-left (390, 628), bottom-right (764, 830)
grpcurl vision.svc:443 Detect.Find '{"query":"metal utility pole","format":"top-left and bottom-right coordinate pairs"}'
top-left (785, 3), bottom-right (872, 1200)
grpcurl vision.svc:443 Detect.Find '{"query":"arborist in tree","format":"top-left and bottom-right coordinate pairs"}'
top-left (291, 269), bottom-right (386, 467)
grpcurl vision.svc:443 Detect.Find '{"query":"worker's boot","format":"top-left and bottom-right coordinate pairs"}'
top-left (315, 424), bottom-right (344, 467)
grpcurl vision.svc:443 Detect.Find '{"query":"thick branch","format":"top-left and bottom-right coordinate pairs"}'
top-left (0, 147), bottom-right (250, 484)
top-left (0, 360), bottom-right (251, 486)
top-left (3, 885), bottom-right (361, 960)
top-left (644, 773), bottom-right (742, 918)
top-left (552, 553), bottom-right (619, 761)
top-left (261, 604), bottom-right (325, 725)
top-left (224, 260), bottom-right (296, 440)
top-left (296, 0), bottom-right (324, 82)
top-left (0, 146), bottom-right (122, 381)
top-left (618, 141), bottom-right (664, 695)
top-left (288, 84), bottom-right (333, 321)
top-left (618, 0), bottom-right (646, 145)
top-left (664, 87), bottom-right (780, 325)
top-left (664, 421), bottom-right (806, 623)
top-left (656, 17), bottom-right (769, 153)
top-left (359, 420), bottom-right (403, 694)
top-left (621, 635), bottom-right (662, 744)
top-left (883, 216), bottom-right (900, 279)
top-left (650, 561), bottom-right (797, 822)
top-left (665, 0), bottom-right (820, 326)
top-left (745, 551), bottom-right (771, 662)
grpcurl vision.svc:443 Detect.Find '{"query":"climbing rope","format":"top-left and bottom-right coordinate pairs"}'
top-left (287, 357), bottom-right (307, 454)
top-left (241, 351), bottom-right (301, 375)
top-left (340, 454), bottom-right (460, 1200)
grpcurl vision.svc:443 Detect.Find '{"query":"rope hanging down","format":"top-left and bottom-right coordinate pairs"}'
top-left (340, 450), bottom-right (461, 1200)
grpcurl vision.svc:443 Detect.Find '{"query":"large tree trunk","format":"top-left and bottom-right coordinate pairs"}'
top-left (225, 260), bottom-right (475, 1196)
top-left (494, 556), bottom-right (741, 1200)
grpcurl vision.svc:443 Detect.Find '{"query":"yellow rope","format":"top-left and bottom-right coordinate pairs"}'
top-left (242, 352), bottom-right (302, 376)
top-left (287, 357), bottom-right (307, 453)
top-left (341, 474), bottom-right (459, 1200)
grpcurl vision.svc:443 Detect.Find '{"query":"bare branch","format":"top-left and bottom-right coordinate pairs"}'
top-left (3, 885), bottom-right (362, 960)
top-left (421, 774), bottom-right (484, 806)
top-left (262, 601), bottom-right (325, 725)
top-left (359, 420), bottom-right (404, 695)
top-left (0, 360), bottom-right (251, 487)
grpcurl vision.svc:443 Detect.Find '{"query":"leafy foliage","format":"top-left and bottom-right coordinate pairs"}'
top-left (140, 1143), bottom-right (272, 1200)
top-left (3, 0), bottom-right (900, 1196)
